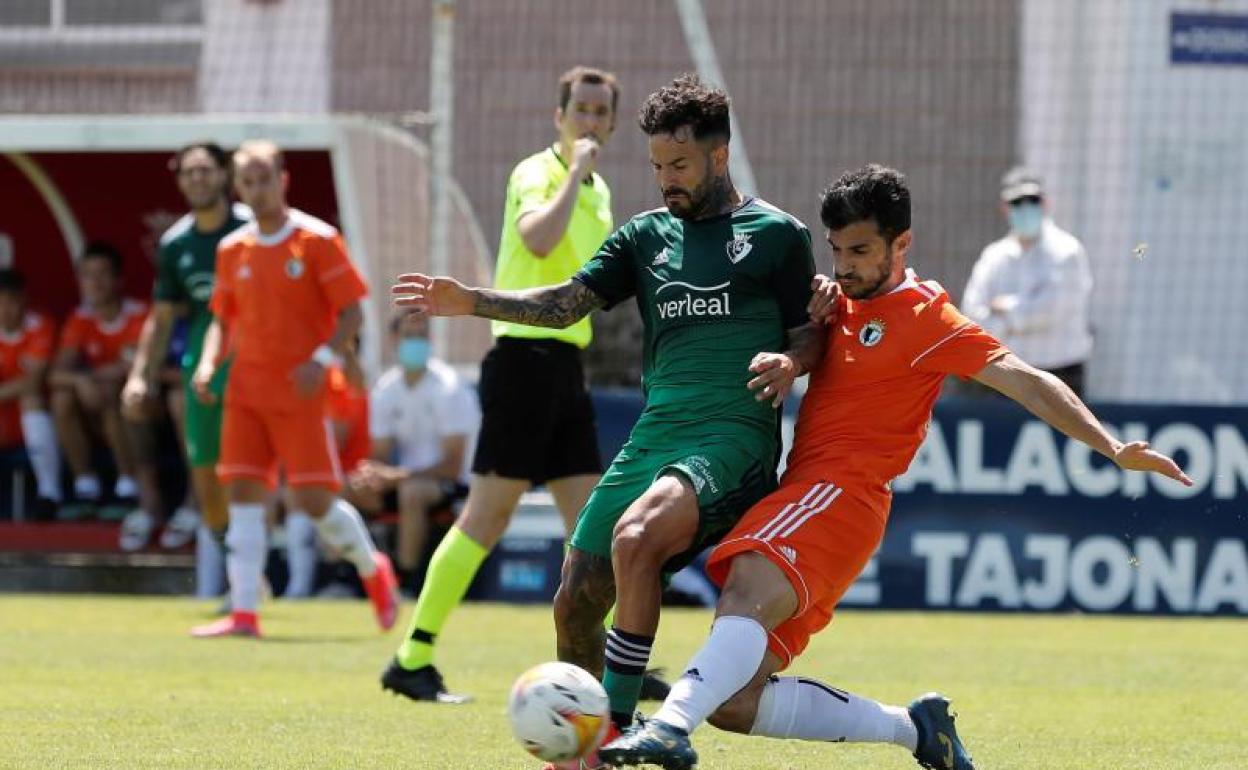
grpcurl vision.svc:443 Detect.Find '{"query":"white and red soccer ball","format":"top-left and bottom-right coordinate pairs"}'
top-left (508, 661), bottom-right (610, 763)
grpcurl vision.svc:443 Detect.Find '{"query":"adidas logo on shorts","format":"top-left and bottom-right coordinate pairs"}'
top-left (779, 545), bottom-right (798, 564)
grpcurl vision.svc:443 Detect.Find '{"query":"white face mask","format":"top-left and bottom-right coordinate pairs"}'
top-left (1008, 202), bottom-right (1044, 239)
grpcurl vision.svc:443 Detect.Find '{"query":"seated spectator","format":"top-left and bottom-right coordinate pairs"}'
top-left (0, 269), bottom-right (61, 518)
top-left (346, 314), bottom-right (479, 589)
top-left (49, 242), bottom-right (162, 546)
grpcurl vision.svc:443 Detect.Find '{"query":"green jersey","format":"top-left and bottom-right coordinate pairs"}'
top-left (154, 203), bottom-right (250, 370)
top-left (575, 197), bottom-right (815, 448)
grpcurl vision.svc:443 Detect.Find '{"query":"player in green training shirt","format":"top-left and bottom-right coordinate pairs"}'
top-left (393, 75), bottom-right (831, 743)
top-left (122, 142), bottom-right (248, 579)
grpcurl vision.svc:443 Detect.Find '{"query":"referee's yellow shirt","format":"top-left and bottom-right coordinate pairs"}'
top-left (491, 145), bottom-right (613, 348)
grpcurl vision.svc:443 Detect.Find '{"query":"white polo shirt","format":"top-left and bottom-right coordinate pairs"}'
top-left (369, 359), bottom-right (480, 482)
top-left (961, 219), bottom-right (1094, 370)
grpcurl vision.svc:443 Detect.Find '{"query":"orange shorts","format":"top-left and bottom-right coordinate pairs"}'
top-left (217, 398), bottom-right (342, 491)
top-left (706, 478), bottom-right (888, 667)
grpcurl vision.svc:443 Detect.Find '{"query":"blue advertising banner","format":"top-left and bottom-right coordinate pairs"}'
top-left (1171, 12), bottom-right (1248, 66)
top-left (476, 393), bottom-right (1246, 616)
top-left (844, 401), bottom-right (1247, 616)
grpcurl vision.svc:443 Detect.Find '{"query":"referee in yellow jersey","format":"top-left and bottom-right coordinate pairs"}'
top-left (383, 66), bottom-right (624, 702)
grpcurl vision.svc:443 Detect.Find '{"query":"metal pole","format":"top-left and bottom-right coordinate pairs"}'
top-left (674, 0), bottom-right (758, 197)
top-left (428, 0), bottom-right (456, 359)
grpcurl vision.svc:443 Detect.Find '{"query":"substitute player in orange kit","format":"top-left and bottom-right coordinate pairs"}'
top-left (190, 140), bottom-right (397, 639)
top-left (601, 165), bottom-right (1192, 770)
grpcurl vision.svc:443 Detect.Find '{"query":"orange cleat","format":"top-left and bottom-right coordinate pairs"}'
top-left (362, 551), bottom-right (399, 630)
top-left (190, 611), bottom-right (262, 639)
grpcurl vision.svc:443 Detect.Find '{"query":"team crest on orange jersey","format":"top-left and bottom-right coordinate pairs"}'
top-left (859, 318), bottom-right (886, 347)
top-left (284, 257), bottom-right (305, 279)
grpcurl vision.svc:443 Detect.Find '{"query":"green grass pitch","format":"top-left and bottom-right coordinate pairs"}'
top-left (1, 595), bottom-right (1244, 769)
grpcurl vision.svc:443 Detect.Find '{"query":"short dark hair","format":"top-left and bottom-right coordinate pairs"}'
top-left (558, 66), bottom-right (620, 115)
top-left (820, 164), bottom-right (912, 244)
top-left (169, 141), bottom-right (229, 174)
top-left (0, 269), bottom-right (25, 296)
top-left (80, 241), bottom-right (123, 275)
top-left (637, 73), bottom-right (731, 144)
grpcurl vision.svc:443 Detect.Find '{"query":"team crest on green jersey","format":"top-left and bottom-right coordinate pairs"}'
top-left (726, 232), bottom-right (753, 263)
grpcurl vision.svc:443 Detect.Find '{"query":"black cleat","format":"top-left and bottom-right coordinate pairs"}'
top-left (909, 692), bottom-right (975, 770)
top-left (598, 718), bottom-right (697, 770)
top-left (380, 660), bottom-right (472, 704)
top-left (639, 668), bottom-right (671, 701)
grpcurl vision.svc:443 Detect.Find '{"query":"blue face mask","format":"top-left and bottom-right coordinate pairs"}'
top-left (397, 338), bottom-right (431, 370)
top-left (1008, 202), bottom-right (1044, 239)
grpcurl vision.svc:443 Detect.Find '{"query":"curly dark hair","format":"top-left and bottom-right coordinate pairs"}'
top-left (637, 73), bottom-right (730, 143)
top-left (819, 164), bottom-right (912, 243)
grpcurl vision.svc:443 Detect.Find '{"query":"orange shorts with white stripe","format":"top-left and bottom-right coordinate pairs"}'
top-left (217, 397), bottom-right (343, 491)
top-left (705, 478), bottom-right (888, 667)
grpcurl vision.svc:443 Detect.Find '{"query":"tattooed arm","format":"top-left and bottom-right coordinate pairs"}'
top-left (391, 273), bottom-right (604, 328)
top-left (471, 280), bottom-right (605, 328)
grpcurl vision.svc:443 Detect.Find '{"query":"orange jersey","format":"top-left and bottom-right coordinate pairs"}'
top-left (785, 270), bottom-right (1007, 495)
top-left (212, 210), bottom-right (368, 409)
top-left (325, 366), bottom-right (370, 473)
top-left (58, 299), bottom-right (148, 369)
top-left (0, 311), bottom-right (56, 447)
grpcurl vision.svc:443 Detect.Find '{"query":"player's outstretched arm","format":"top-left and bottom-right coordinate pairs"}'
top-left (973, 353), bottom-right (1193, 486)
top-left (392, 273), bottom-right (604, 329)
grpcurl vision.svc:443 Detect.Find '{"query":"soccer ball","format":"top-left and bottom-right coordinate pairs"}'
top-left (508, 661), bottom-right (610, 762)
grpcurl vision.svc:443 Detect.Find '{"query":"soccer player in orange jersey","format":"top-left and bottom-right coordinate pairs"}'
top-left (601, 165), bottom-right (1192, 770)
top-left (0, 269), bottom-right (61, 518)
top-left (50, 242), bottom-right (154, 523)
top-left (189, 140), bottom-right (397, 639)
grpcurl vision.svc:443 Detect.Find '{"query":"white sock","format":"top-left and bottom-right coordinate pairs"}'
top-left (314, 498), bottom-right (378, 577)
top-left (225, 503), bottom-right (267, 612)
top-left (114, 475), bottom-right (138, 499)
top-left (195, 523), bottom-right (226, 598)
top-left (750, 676), bottom-right (918, 751)
top-left (283, 511), bottom-right (319, 598)
top-left (653, 616), bottom-right (769, 733)
top-left (20, 410), bottom-right (61, 501)
top-left (74, 474), bottom-right (101, 501)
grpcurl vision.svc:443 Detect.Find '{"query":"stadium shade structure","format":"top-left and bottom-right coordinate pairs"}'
top-left (0, 113), bottom-right (495, 379)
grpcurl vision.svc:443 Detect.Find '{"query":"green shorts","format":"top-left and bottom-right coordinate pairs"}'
top-left (181, 361), bottom-right (229, 468)
top-left (569, 438), bottom-right (777, 574)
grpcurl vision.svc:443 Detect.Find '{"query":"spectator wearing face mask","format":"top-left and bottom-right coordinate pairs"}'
top-left (962, 166), bottom-right (1094, 396)
top-left (345, 313), bottom-right (479, 590)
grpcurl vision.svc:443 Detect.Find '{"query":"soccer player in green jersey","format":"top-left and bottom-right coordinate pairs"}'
top-left (122, 142), bottom-right (248, 576)
top-left (394, 74), bottom-right (830, 750)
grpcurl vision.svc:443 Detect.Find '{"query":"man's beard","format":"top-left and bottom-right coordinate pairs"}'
top-left (840, 251), bottom-right (894, 299)
top-left (663, 175), bottom-right (729, 221)
top-left (189, 191), bottom-right (225, 213)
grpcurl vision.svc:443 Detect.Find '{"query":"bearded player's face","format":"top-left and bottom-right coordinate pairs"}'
top-left (648, 126), bottom-right (721, 220)
top-left (829, 220), bottom-right (909, 300)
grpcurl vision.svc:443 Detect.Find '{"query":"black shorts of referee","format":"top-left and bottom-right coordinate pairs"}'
top-left (471, 336), bottom-right (603, 484)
